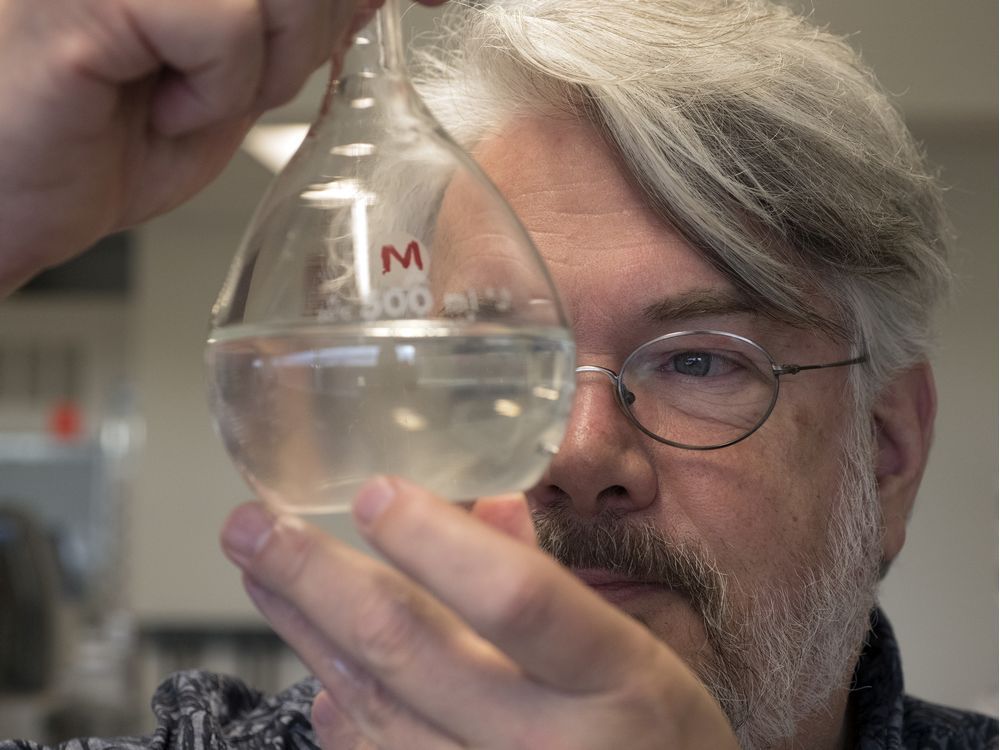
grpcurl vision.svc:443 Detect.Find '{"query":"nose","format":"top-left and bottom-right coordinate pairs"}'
top-left (528, 366), bottom-right (659, 519)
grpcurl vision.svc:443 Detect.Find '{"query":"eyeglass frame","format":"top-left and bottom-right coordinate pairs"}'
top-left (575, 329), bottom-right (869, 451)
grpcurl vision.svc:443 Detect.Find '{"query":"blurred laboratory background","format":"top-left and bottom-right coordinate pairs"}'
top-left (0, 0), bottom-right (995, 740)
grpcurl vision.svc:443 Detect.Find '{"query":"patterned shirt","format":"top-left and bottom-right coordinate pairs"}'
top-left (852, 611), bottom-right (997, 749)
top-left (2, 610), bottom-right (996, 749)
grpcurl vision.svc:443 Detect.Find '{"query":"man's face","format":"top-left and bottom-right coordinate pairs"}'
top-left (468, 116), bottom-right (882, 745)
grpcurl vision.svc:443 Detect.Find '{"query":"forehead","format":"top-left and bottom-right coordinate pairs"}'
top-left (468, 117), bottom-right (736, 337)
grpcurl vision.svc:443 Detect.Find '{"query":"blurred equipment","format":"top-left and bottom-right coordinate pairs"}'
top-left (0, 386), bottom-right (144, 741)
top-left (0, 506), bottom-right (61, 740)
top-left (0, 506), bottom-right (60, 692)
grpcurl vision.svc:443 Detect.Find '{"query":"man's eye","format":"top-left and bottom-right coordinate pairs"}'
top-left (671, 352), bottom-right (712, 376)
top-left (666, 351), bottom-right (739, 377)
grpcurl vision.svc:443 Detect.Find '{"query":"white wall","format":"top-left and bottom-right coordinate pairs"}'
top-left (120, 1), bottom-right (998, 712)
top-left (878, 121), bottom-right (998, 712)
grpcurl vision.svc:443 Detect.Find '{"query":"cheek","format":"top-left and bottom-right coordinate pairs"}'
top-left (654, 398), bottom-right (847, 584)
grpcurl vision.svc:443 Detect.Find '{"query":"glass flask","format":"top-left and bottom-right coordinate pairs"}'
top-left (206, 0), bottom-right (575, 514)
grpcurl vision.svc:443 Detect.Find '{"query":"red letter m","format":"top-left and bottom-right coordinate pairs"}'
top-left (381, 241), bottom-right (424, 274)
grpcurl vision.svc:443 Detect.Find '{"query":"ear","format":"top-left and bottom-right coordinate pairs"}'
top-left (874, 361), bottom-right (937, 567)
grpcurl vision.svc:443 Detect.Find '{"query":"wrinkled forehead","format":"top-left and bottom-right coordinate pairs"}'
top-left (434, 117), bottom-right (734, 322)
top-left (434, 115), bottom-right (843, 343)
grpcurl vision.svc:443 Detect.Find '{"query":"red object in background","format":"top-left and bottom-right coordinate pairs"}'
top-left (48, 400), bottom-right (83, 441)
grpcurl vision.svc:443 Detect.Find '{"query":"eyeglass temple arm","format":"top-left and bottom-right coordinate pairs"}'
top-left (773, 353), bottom-right (869, 376)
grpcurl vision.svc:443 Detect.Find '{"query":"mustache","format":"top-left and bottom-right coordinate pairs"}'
top-left (531, 503), bottom-right (729, 628)
top-left (531, 504), bottom-right (768, 734)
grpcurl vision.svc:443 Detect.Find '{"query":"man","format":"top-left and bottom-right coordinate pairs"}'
top-left (0, 1), bottom-right (995, 748)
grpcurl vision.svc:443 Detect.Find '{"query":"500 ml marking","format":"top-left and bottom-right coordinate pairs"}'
top-left (316, 239), bottom-right (433, 321)
top-left (317, 239), bottom-right (512, 321)
top-left (361, 285), bottom-right (435, 320)
top-left (316, 284), bottom-right (434, 322)
top-left (319, 285), bottom-right (512, 322)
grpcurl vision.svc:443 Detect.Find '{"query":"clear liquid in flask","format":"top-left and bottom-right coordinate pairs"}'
top-left (206, 320), bottom-right (574, 513)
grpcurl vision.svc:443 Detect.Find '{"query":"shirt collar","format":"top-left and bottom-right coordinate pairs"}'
top-left (851, 608), bottom-right (905, 750)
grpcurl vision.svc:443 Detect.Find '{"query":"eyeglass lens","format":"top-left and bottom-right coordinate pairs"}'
top-left (620, 332), bottom-right (778, 448)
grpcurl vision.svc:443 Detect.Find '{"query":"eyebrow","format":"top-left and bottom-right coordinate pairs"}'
top-left (640, 289), bottom-right (758, 325)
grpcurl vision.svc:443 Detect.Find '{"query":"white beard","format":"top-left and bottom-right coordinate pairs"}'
top-left (678, 415), bottom-right (883, 749)
top-left (533, 413), bottom-right (883, 749)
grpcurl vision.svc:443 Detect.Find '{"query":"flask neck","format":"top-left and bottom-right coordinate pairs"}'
top-left (340, 0), bottom-right (406, 77)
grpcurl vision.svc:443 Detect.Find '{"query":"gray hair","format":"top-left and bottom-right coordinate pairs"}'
top-left (414, 0), bottom-right (952, 405)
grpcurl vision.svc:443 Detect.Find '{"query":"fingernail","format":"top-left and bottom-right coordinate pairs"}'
top-left (311, 691), bottom-right (339, 729)
top-left (221, 504), bottom-right (276, 567)
top-left (352, 476), bottom-right (397, 529)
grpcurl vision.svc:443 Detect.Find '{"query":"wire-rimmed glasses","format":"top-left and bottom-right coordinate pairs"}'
top-left (576, 330), bottom-right (867, 450)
